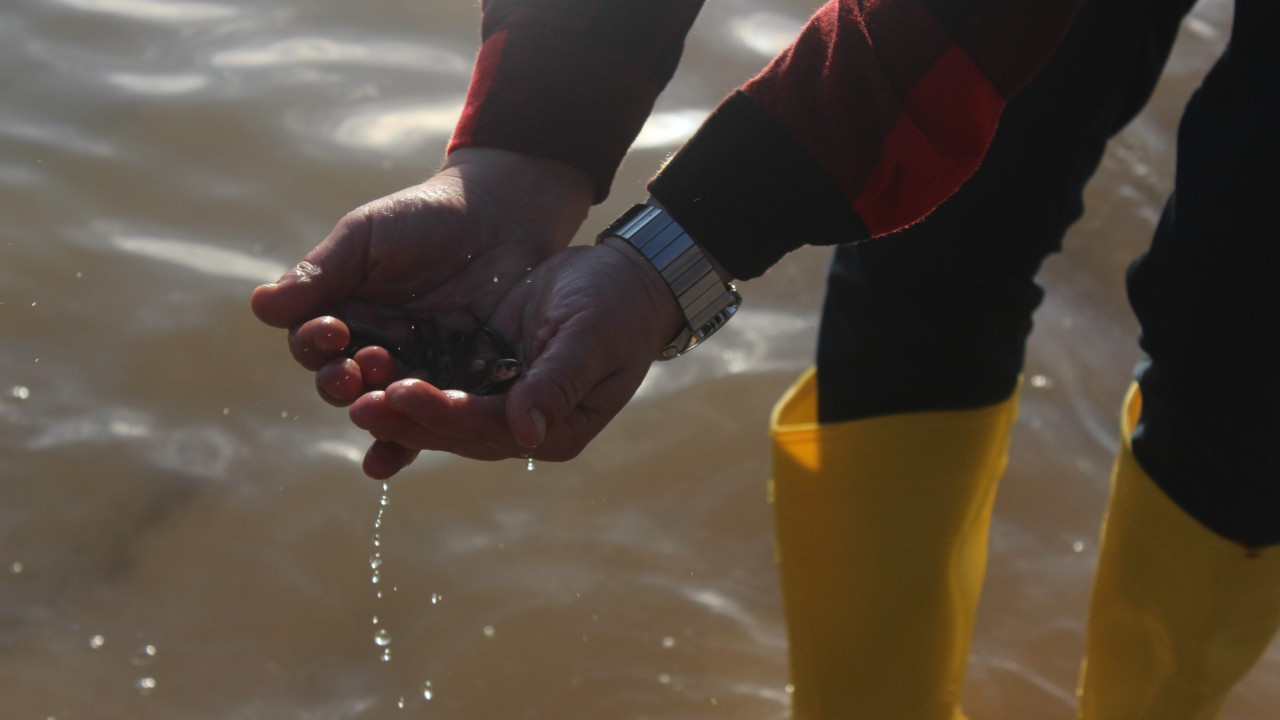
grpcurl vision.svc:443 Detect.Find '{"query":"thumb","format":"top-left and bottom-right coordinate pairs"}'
top-left (504, 322), bottom-right (612, 452)
top-left (249, 217), bottom-right (369, 328)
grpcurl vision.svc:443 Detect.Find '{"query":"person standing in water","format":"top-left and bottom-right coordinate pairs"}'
top-left (253, 1), bottom-right (1280, 717)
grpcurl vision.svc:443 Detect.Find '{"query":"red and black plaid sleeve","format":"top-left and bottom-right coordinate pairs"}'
top-left (448, 0), bottom-right (705, 202)
top-left (450, 0), bottom-right (1084, 279)
top-left (651, 0), bottom-right (1085, 278)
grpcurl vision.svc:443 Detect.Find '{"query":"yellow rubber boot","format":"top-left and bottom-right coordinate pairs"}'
top-left (1078, 384), bottom-right (1280, 719)
top-left (770, 367), bottom-right (1019, 719)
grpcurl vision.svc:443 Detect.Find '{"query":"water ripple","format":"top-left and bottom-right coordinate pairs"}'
top-left (726, 11), bottom-right (804, 57)
top-left (211, 36), bottom-right (470, 74)
top-left (108, 233), bottom-right (288, 283)
top-left (323, 98), bottom-right (465, 153)
top-left (103, 71), bottom-right (210, 95)
top-left (50, 0), bottom-right (240, 22)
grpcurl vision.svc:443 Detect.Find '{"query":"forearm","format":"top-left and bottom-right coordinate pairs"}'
top-left (650, 0), bottom-right (1085, 279)
top-left (449, 0), bottom-right (706, 202)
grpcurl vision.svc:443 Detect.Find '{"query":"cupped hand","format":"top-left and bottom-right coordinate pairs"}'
top-left (250, 148), bottom-right (594, 405)
top-left (347, 241), bottom-right (685, 478)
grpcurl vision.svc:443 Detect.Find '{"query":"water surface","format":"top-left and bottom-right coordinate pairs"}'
top-left (2, 1), bottom-right (1275, 718)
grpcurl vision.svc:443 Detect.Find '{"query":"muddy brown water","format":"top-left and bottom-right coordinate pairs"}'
top-left (2, 0), bottom-right (1274, 718)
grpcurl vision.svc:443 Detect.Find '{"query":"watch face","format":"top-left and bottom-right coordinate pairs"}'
top-left (602, 204), bottom-right (740, 360)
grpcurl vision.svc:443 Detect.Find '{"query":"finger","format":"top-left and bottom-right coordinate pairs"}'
top-left (315, 357), bottom-right (364, 406)
top-left (362, 381), bottom-right (517, 460)
top-left (383, 380), bottom-right (511, 446)
top-left (350, 390), bottom-right (422, 439)
top-left (503, 328), bottom-right (612, 450)
top-left (362, 440), bottom-right (419, 480)
top-left (289, 316), bottom-right (351, 371)
top-left (352, 346), bottom-right (400, 389)
top-left (250, 213), bottom-right (371, 328)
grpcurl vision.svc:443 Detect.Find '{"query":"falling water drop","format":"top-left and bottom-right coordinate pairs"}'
top-left (130, 644), bottom-right (158, 666)
top-left (422, 680), bottom-right (434, 701)
top-left (374, 628), bottom-right (392, 647)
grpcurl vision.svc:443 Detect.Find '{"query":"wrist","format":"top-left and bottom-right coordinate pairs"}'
top-left (597, 203), bottom-right (742, 360)
top-left (441, 148), bottom-right (594, 254)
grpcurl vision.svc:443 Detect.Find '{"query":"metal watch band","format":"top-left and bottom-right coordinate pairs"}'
top-left (597, 204), bottom-right (741, 360)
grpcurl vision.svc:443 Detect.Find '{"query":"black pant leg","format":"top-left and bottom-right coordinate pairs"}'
top-left (817, 0), bottom-right (1196, 422)
top-left (1128, 0), bottom-right (1280, 547)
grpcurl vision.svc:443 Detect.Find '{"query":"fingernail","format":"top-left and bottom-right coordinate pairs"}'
top-left (273, 261), bottom-right (321, 288)
top-left (528, 407), bottom-right (547, 447)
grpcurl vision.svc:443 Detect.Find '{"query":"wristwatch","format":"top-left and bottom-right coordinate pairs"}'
top-left (597, 203), bottom-right (741, 360)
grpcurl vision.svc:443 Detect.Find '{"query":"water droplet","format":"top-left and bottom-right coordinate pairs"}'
top-left (422, 681), bottom-right (433, 701)
top-left (482, 625), bottom-right (495, 638)
top-left (1030, 374), bottom-right (1052, 389)
top-left (661, 636), bottom-right (675, 649)
top-left (371, 572), bottom-right (381, 584)
top-left (89, 634), bottom-right (105, 649)
top-left (221, 407), bottom-right (230, 416)
top-left (137, 677), bottom-right (156, 695)
top-left (10, 385), bottom-right (30, 400)
top-left (131, 644), bottom-right (157, 666)
top-left (76, 271), bottom-right (83, 278)
top-left (381, 648), bottom-right (392, 663)
top-left (526, 457), bottom-right (535, 472)
top-left (370, 554), bottom-right (383, 570)
top-left (785, 683), bottom-right (795, 694)
top-left (492, 275), bottom-right (499, 283)
top-left (372, 615), bottom-right (379, 625)
top-left (380, 495), bottom-right (389, 506)
top-left (9, 561), bottom-right (22, 574)
top-left (430, 593), bottom-right (441, 605)
top-left (280, 410), bottom-right (288, 419)
top-left (658, 673), bottom-right (671, 685)
top-left (396, 697), bottom-right (406, 709)
top-left (374, 628), bottom-right (392, 647)
top-left (381, 482), bottom-right (389, 494)
top-left (376, 590), bottom-right (383, 599)
top-left (1073, 540), bottom-right (1085, 553)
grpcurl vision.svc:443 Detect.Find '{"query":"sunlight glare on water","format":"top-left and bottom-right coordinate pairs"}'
top-left (1, 0), bottom-right (1274, 719)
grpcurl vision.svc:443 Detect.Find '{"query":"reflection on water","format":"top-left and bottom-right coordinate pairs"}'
top-left (110, 233), bottom-right (288, 282)
top-left (726, 11), bottom-right (806, 57)
top-left (52, 0), bottom-right (240, 22)
top-left (327, 99), bottom-right (466, 154)
top-left (2, 0), bottom-right (1275, 718)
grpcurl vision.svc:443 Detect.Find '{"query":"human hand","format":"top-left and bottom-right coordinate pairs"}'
top-left (249, 148), bottom-right (594, 406)
top-left (346, 241), bottom-right (685, 478)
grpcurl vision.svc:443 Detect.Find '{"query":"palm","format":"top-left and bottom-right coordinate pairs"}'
top-left (326, 176), bottom-right (542, 324)
top-left (251, 148), bottom-right (594, 405)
